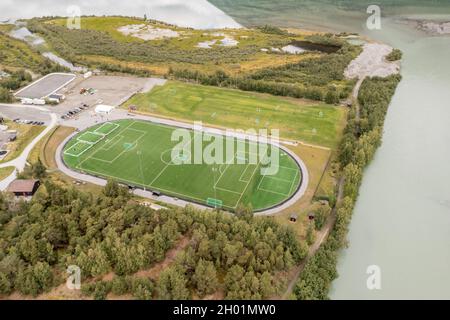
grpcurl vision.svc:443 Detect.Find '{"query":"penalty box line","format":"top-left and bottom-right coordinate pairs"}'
top-left (75, 121), bottom-right (137, 170)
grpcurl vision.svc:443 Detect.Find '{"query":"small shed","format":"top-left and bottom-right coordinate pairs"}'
top-left (48, 93), bottom-right (65, 103)
top-left (7, 179), bottom-right (40, 197)
top-left (290, 214), bottom-right (298, 223)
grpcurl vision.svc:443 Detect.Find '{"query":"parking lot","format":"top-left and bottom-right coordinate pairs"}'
top-left (14, 73), bottom-right (76, 99)
top-left (0, 105), bottom-right (51, 125)
top-left (55, 76), bottom-right (165, 120)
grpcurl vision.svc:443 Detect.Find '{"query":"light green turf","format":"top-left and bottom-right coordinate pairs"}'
top-left (63, 119), bottom-right (302, 211)
top-left (124, 81), bottom-right (346, 148)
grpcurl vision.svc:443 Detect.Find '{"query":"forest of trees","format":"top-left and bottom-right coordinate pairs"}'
top-left (294, 74), bottom-right (402, 300)
top-left (0, 176), bottom-right (307, 299)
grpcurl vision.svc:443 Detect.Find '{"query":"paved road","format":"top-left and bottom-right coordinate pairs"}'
top-left (0, 103), bottom-right (51, 124)
top-left (0, 104), bottom-right (57, 191)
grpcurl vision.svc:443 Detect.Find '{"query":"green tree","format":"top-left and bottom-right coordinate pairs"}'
top-left (193, 259), bottom-right (218, 297)
top-left (103, 179), bottom-right (119, 197)
top-left (306, 222), bottom-right (316, 246)
top-left (31, 159), bottom-right (47, 179)
top-left (157, 266), bottom-right (190, 300)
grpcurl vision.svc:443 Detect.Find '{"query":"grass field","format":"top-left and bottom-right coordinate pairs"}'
top-left (63, 119), bottom-right (302, 211)
top-left (124, 81), bottom-right (346, 148)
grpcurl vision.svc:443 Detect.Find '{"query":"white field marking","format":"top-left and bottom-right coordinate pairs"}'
top-left (213, 186), bottom-right (243, 195)
top-left (148, 134), bottom-right (194, 188)
top-left (238, 163), bottom-right (252, 183)
top-left (256, 175), bottom-right (291, 197)
top-left (94, 121), bottom-right (120, 135)
top-left (64, 141), bottom-right (94, 157)
top-left (257, 185), bottom-right (290, 197)
top-left (278, 165), bottom-right (298, 172)
top-left (123, 127), bottom-right (147, 135)
top-left (78, 131), bottom-right (105, 144)
top-left (213, 151), bottom-right (238, 189)
top-left (75, 121), bottom-right (137, 169)
top-left (75, 166), bottom-right (214, 205)
top-left (88, 130), bottom-right (146, 164)
top-left (288, 169), bottom-right (299, 195)
top-left (238, 151), bottom-right (260, 183)
top-left (100, 135), bottom-right (124, 151)
top-left (233, 155), bottom-right (263, 209)
top-left (259, 175), bottom-right (293, 183)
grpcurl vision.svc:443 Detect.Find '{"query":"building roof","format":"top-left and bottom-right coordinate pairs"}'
top-left (95, 104), bottom-right (114, 113)
top-left (7, 179), bottom-right (39, 193)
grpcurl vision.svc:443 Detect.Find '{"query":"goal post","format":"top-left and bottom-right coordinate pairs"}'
top-left (206, 198), bottom-right (223, 209)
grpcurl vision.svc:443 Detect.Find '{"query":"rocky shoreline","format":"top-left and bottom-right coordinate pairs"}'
top-left (400, 18), bottom-right (450, 35)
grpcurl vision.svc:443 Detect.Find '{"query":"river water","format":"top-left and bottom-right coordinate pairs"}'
top-left (208, 1), bottom-right (450, 299)
top-left (1, 0), bottom-right (449, 299)
top-left (330, 19), bottom-right (450, 299)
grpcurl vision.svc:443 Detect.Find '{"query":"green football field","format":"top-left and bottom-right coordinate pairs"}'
top-left (63, 119), bottom-right (302, 211)
top-left (123, 81), bottom-right (347, 149)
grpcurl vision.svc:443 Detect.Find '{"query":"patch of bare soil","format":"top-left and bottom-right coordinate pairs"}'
top-left (117, 24), bottom-right (180, 41)
top-left (345, 43), bottom-right (400, 80)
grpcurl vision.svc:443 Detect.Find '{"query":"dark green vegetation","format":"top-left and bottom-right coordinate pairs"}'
top-left (63, 119), bottom-right (302, 211)
top-left (0, 69), bottom-right (33, 103)
top-left (0, 179), bottom-right (306, 299)
top-left (169, 34), bottom-right (360, 103)
top-left (124, 81), bottom-right (346, 148)
top-left (26, 16), bottom-right (304, 76)
top-left (26, 17), bottom-right (359, 104)
top-left (294, 74), bottom-right (402, 299)
top-left (386, 49), bottom-right (403, 62)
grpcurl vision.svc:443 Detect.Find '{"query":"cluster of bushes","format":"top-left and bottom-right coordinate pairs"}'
top-left (386, 49), bottom-right (403, 62)
top-left (0, 69), bottom-right (32, 102)
top-left (0, 30), bottom-right (67, 76)
top-left (0, 175), bottom-right (305, 299)
top-left (82, 276), bottom-right (154, 300)
top-left (27, 19), bottom-right (262, 66)
top-left (169, 41), bottom-right (359, 103)
top-left (294, 74), bottom-right (402, 299)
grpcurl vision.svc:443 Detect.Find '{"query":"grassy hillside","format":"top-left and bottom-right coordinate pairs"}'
top-left (0, 25), bottom-right (65, 75)
top-left (28, 16), bottom-right (311, 76)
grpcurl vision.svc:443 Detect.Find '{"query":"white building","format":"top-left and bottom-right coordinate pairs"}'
top-left (95, 104), bottom-right (114, 115)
